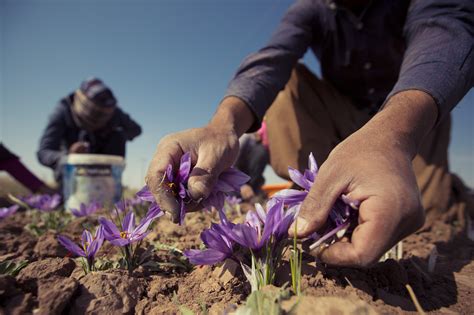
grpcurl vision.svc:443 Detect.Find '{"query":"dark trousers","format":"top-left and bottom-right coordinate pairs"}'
top-left (235, 141), bottom-right (269, 192)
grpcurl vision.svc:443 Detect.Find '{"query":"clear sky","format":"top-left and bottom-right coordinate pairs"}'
top-left (1, 0), bottom-right (473, 189)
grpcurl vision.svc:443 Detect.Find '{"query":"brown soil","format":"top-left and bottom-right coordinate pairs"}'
top-left (0, 203), bottom-right (473, 314)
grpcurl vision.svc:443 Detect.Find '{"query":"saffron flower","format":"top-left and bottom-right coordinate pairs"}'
top-left (185, 223), bottom-right (234, 265)
top-left (273, 152), bottom-right (360, 251)
top-left (221, 201), bottom-right (297, 251)
top-left (138, 152), bottom-right (250, 225)
top-left (0, 205), bottom-right (19, 220)
top-left (70, 201), bottom-right (102, 217)
top-left (22, 194), bottom-right (62, 212)
top-left (99, 207), bottom-right (163, 246)
top-left (57, 226), bottom-right (104, 273)
top-left (99, 206), bottom-right (163, 270)
top-left (185, 200), bottom-right (298, 291)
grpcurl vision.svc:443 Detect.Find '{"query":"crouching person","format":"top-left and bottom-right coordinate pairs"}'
top-left (37, 78), bottom-right (141, 183)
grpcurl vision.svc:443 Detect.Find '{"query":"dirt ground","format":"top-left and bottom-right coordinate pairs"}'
top-left (0, 196), bottom-right (473, 314)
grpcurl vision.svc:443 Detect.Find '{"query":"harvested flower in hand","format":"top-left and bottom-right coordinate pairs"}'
top-left (138, 152), bottom-right (249, 225)
top-left (273, 152), bottom-right (359, 251)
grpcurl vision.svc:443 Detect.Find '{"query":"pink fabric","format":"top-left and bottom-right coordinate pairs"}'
top-left (257, 121), bottom-right (269, 149)
top-left (0, 158), bottom-right (45, 192)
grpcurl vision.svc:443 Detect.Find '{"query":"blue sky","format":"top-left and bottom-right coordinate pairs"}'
top-left (1, 0), bottom-right (472, 189)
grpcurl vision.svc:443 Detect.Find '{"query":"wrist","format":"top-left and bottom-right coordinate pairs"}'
top-left (367, 90), bottom-right (438, 158)
top-left (208, 96), bottom-right (255, 137)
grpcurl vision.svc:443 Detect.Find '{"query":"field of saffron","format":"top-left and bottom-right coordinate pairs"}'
top-left (1, 154), bottom-right (474, 314)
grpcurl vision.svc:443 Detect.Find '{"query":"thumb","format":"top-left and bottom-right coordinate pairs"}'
top-left (290, 166), bottom-right (347, 238)
top-left (187, 149), bottom-right (224, 200)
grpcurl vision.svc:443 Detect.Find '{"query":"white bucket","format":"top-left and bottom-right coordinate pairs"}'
top-left (63, 154), bottom-right (125, 211)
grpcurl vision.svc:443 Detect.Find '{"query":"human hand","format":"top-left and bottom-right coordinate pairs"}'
top-left (69, 141), bottom-right (90, 154)
top-left (291, 90), bottom-right (438, 267)
top-left (240, 184), bottom-right (256, 201)
top-left (146, 97), bottom-right (255, 223)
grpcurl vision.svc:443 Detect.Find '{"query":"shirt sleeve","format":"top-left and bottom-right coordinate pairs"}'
top-left (386, 0), bottom-right (474, 122)
top-left (37, 104), bottom-right (67, 169)
top-left (224, 0), bottom-right (320, 131)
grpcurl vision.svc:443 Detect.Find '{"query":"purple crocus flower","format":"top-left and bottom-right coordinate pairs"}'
top-left (138, 152), bottom-right (250, 225)
top-left (70, 201), bottom-right (102, 217)
top-left (99, 206), bottom-right (163, 246)
top-left (22, 194), bottom-right (62, 212)
top-left (184, 223), bottom-right (234, 265)
top-left (221, 201), bottom-right (298, 251)
top-left (184, 200), bottom-right (297, 265)
top-left (57, 225), bottom-right (105, 260)
top-left (0, 205), bottom-right (19, 220)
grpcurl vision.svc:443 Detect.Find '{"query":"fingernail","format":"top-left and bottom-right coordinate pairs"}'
top-left (290, 217), bottom-right (308, 234)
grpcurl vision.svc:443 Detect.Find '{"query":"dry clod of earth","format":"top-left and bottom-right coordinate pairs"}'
top-left (69, 270), bottom-right (146, 315)
top-left (282, 295), bottom-right (377, 315)
top-left (34, 232), bottom-right (69, 259)
top-left (17, 257), bottom-right (76, 292)
top-left (37, 276), bottom-right (78, 315)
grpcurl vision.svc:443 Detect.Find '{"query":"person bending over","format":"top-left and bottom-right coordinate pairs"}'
top-left (37, 78), bottom-right (142, 182)
top-left (146, 0), bottom-right (473, 267)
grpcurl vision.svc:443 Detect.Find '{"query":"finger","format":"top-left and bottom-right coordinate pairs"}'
top-left (145, 138), bottom-right (183, 223)
top-left (314, 198), bottom-right (397, 267)
top-left (290, 163), bottom-right (348, 238)
top-left (187, 147), bottom-right (225, 200)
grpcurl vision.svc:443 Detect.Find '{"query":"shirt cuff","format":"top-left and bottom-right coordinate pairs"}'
top-left (384, 60), bottom-right (470, 124)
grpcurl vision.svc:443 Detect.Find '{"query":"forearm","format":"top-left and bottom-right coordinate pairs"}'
top-left (363, 90), bottom-right (438, 159)
top-left (37, 148), bottom-right (64, 169)
top-left (208, 96), bottom-right (256, 137)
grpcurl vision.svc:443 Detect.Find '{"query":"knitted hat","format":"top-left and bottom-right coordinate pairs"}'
top-left (79, 77), bottom-right (117, 108)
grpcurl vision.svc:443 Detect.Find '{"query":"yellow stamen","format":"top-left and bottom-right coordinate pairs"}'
top-left (120, 231), bottom-right (128, 239)
top-left (167, 182), bottom-right (178, 196)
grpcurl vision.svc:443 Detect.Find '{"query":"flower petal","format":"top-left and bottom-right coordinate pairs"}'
top-left (201, 224), bottom-right (233, 254)
top-left (166, 164), bottom-right (174, 182)
top-left (308, 153), bottom-right (318, 177)
top-left (81, 229), bottom-right (93, 249)
top-left (288, 167), bottom-right (311, 191)
top-left (215, 168), bottom-right (250, 192)
top-left (178, 152), bottom-right (192, 183)
top-left (99, 217), bottom-right (121, 239)
top-left (136, 186), bottom-right (155, 202)
top-left (57, 235), bottom-right (85, 257)
top-left (255, 203), bottom-right (267, 222)
top-left (226, 223), bottom-right (260, 250)
top-left (184, 249), bottom-right (229, 265)
top-left (122, 212), bottom-right (136, 234)
top-left (273, 189), bottom-right (307, 207)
